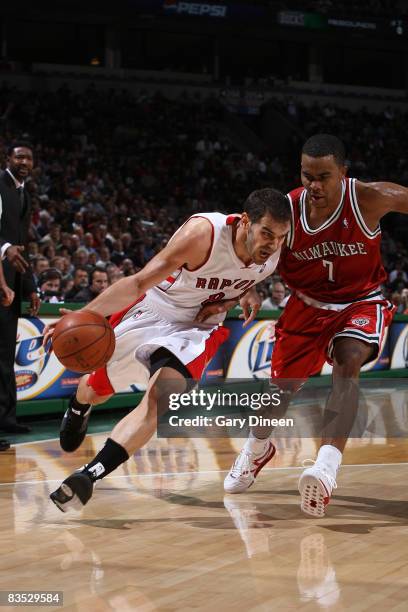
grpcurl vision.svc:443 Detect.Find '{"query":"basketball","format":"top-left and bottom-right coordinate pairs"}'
top-left (52, 310), bottom-right (115, 373)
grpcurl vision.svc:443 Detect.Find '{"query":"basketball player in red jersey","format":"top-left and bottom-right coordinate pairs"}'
top-left (223, 134), bottom-right (406, 517)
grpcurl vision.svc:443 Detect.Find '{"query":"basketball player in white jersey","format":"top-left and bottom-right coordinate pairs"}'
top-left (46, 188), bottom-right (291, 511)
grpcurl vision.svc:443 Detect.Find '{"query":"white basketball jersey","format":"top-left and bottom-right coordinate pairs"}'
top-left (146, 213), bottom-right (280, 325)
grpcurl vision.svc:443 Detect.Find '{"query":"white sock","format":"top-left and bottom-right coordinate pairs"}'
top-left (316, 445), bottom-right (342, 473)
top-left (244, 432), bottom-right (270, 455)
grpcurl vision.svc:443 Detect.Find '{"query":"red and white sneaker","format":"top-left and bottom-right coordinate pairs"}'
top-left (298, 462), bottom-right (337, 518)
top-left (224, 440), bottom-right (276, 494)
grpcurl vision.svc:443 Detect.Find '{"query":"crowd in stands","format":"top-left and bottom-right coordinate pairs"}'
top-left (1, 81), bottom-right (407, 314)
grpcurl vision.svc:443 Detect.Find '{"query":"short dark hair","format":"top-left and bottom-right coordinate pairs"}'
top-left (243, 188), bottom-right (291, 224)
top-left (90, 267), bottom-right (108, 283)
top-left (38, 268), bottom-right (62, 287)
top-left (7, 141), bottom-right (34, 157)
top-left (302, 134), bottom-right (346, 166)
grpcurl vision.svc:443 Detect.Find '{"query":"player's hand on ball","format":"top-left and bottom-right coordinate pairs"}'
top-left (51, 310), bottom-right (115, 372)
top-left (195, 298), bottom-right (238, 323)
top-left (42, 308), bottom-right (72, 348)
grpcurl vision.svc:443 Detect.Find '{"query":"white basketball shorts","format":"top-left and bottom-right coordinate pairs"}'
top-left (87, 295), bottom-right (229, 396)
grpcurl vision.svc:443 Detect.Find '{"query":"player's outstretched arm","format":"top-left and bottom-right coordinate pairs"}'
top-left (81, 217), bottom-right (213, 318)
top-left (357, 180), bottom-right (408, 221)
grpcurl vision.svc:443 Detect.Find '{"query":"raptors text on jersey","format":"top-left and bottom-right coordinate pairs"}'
top-left (146, 213), bottom-right (281, 325)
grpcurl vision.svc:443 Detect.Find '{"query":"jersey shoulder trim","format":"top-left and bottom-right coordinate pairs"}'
top-left (349, 178), bottom-right (381, 239)
top-left (226, 214), bottom-right (241, 225)
top-left (288, 186), bottom-right (304, 203)
top-left (183, 215), bottom-right (216, 272)
top-left (286, 192), bottom-right (295, 249)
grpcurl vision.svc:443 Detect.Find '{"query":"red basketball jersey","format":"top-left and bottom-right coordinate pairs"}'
top-left (279, 178), bottom-right (387, 303)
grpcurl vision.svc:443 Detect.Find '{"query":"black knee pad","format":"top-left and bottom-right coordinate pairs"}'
top-left (149, 348), bottom-right (191, 379)
top-left (149, 348), bottom-right (197, 404)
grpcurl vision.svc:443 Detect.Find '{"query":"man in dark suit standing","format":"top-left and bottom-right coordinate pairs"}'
top-left (0, 142), bottom-right (41, 440)
top-left (0, 261), bottom-right (15, 450)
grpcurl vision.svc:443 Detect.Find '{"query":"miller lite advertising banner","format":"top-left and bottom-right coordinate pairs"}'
top-left (204, 316), bottom-right (407, 381)
top-left (15, 314), bottom-right (408, 401)
top-left (389, 321), bottom-right (408, 370)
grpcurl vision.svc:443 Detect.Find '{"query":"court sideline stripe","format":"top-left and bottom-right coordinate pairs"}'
top-left (0, 462), bottom-right (407, 487)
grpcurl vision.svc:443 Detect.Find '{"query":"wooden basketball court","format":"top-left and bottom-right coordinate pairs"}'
top-left (0, 388), bottom-right (407, 611)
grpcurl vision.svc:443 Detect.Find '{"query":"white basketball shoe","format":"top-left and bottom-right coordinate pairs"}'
top-left (298, 461), bottom-right (338, 518)
top-left (224, 440), bottom-right (276, 494)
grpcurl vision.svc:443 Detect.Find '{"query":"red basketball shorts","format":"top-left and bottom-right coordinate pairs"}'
top-left (271, 292), bottom-right (395, 382)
